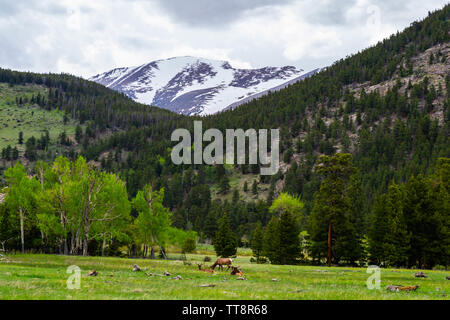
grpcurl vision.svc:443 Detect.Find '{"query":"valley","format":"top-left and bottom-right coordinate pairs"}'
top-left (1, 253), bottom-right (448, 300)
top-left (0, 5), bottom-right (448, 292)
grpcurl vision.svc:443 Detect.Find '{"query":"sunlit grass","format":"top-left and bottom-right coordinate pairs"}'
top-left (0, 254), bottom-right (448, 300)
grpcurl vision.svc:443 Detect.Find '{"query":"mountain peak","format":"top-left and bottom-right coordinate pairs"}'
top-left (90, 56), bottom-right (315, 115)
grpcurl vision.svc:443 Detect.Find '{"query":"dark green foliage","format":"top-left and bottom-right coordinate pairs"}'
top-left (369, 158), bottom-right (450, 268)
top-left (261, 210), bottom-right (302, 265)
top-left (252, 180), bottom-right (258, 195)
top-left (277, 211), bottom-right (301, 264)
top-left (0, 7), bottom-right (448, 265)
top-left (218, 175), bottom-right (230, 194)
top-left (213, 212), bottom-right (237, 257)
top-left (75, 125), bottom-right (83, 143)
top-left (182, 237), bottom-right (196, 253)
top-left (250, 222), bottom-right (264, 263)
top-left (309, 154), bottom-right (363, 265)
top-left (262, 216), bottom-right (280, 263)
top-left (368, 184), bottom-right (410, 267)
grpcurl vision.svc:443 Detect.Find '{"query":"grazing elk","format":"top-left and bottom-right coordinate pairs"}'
top-left (210, 257), bottom-right (233, 271)
top-left (197, 263), bottom-right (215, 273)
top-left (230, 266), bottom-right (244, 276)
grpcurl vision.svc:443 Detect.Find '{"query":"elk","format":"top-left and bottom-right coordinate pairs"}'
top-left (210, 257), bottom-right (233, 271)
top-left (197, 263), bottom-right (215, 273)
top-left (230, 266), bottom-right (244, 276)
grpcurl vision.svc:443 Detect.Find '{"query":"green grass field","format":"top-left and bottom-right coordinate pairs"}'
top-left (0, 253), bottom-right (448, 300)
top-left (0, 83), bottom-right (78, 150)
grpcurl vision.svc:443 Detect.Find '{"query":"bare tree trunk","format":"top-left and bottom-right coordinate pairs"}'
top-left (159, 245), bottom-right (167, 260)
top-left (102, 237), bottom-right (106, 257)
top-left (70, 232), bottom-right (76, 255)
top-left (82, 214), bottom-right (90, 256)
top-left (327, 221), bottom-right (332, 267)
top-left (150, 246), bottom-right (155, 259)
top-left (19, 209), bottom-right (24, 253)
top-left (64, 238), bottom-right (68, 255)
top-left (83, 238), bottom-right (88, 256)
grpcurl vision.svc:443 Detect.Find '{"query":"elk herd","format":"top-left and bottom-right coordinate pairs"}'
top-left (196, 257), bottom-right (243, 276)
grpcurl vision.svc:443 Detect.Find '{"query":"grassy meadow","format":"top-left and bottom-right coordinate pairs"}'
top-left (0, 253), bottom-right (448, 300)
top-left (0, 83), bottom-right (78, 150)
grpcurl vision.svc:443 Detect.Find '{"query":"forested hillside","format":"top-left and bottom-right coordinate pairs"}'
top-left (0, 6), bottom-right (448, 267)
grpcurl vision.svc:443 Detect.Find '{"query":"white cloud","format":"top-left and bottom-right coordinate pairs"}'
top-left (0, 0), bottom-right (446, 78)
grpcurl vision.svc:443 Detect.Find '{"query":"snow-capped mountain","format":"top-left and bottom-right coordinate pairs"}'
top-left (90, 56), bottom-right (318, 116)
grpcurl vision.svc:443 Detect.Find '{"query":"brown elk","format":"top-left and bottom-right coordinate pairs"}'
top-left (230, 266), bottom-right (243, 276)
top-left (210, 257), bottom-right (233, 271)
top-left (197, 263), bottom-right (215, 273)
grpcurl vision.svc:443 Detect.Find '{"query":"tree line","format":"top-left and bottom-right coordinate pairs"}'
top-left (0, 7), bottom-right (448, 268)
top-left (0, 156), bottom-right (196, 257)
top-left (248, 154), bottom-right (449, 268)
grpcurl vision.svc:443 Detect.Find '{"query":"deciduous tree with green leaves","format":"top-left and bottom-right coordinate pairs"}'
top-left (132, 186), bottom-right (172, 259)
top-left (4, 162), bottom-right (40, 253)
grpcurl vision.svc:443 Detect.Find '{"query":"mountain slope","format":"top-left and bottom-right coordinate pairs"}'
top-left (0, 5), bottom-right (448, 241)
top-left (90, 57), bottom-right (314, 115)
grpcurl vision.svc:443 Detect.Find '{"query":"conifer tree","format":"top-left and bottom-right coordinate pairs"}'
top-left (252, 180), bottom-right (258, 195)
top-left (75, 125), bottom-right (83, 143)
top-left (278, 211), bottom-right (301, 264)
top-left (213, 212), bottom-right (237, 257)
top-left (219, 176), bottom-right (230, 194)
top-left (263, 216), bottom-right (280, 264)
top-left (309, 153), bottom-right (361, 265)
top-left (251, 223), bottom-right (264, 263)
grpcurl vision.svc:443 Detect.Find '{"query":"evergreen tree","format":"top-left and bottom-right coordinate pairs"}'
top-left (267, 181), bottom-right (275, 206)
top-left (75, 125), bottom-right (83, 143)
top-left (203, 208), bottom-right (218, 240)
top-left (263, 216), bottom-right (280, 264)
top-left (252, 180), bottom-right (258, 195)
top-left (232, 189), bottom-right (240, 205)
top-left (278, 210), bottom-right (301, 264)
top-left (219, 175), bottom-right (230, 194)
top-left (368, 195), bottom-right (390, 265)
top-left (309, 153), bottom-right (361, 265)
top-left (213, 212), bottom-right (237, 257)
top-left (11, 147), bottom-right (19, 161)
top-left (250, 222), bottom-right (264, 263)
top-left (403, 174), bottom-right (446, 268)
top-left (382, 183), bottom-right (410, 267)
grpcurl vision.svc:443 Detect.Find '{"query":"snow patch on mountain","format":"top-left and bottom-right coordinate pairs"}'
top-left (90, 56), bottom-right (316, 115)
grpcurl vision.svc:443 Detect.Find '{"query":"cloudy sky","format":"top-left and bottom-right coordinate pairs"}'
top-left (0, 0), bottom-right (446, 78)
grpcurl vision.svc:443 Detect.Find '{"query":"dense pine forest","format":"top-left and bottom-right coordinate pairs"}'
top-left (0, 6), bottom-right (449, 268)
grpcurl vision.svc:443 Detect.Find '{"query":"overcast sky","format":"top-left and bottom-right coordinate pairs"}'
top-left (0, 0), bottom-right (446, 78)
